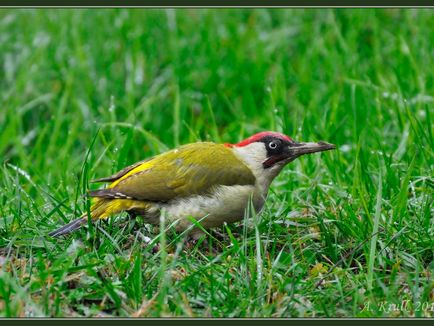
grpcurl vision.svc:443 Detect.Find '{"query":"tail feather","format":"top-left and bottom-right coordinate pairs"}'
top-left (48, 216), bottom-right (88, 237)
top-left (49, 199), bottom-right (106, 238)
top-left (48, 198), bottom-right (149, 237)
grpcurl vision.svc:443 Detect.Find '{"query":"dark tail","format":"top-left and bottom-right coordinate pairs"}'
top-left (48, 216), bottom-right (88, 237)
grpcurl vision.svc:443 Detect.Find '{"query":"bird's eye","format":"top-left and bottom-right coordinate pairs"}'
top-left (269, 141), bottom-right (278, 149)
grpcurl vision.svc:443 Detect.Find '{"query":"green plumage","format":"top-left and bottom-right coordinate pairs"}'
top-left (90, 142), bottom-right (256, 202)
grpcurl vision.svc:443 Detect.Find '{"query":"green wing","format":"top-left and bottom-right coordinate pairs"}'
top-left (90, 158), bottom-right (151, 183)
top-left (89, 142), bottom-right (256, 202)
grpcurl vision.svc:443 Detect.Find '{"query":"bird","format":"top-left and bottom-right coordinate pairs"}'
top-left (49, 131), bottom-right (335, 239)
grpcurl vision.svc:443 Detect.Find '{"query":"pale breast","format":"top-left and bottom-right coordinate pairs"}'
top-left (159, 184), bottom-right (265, 231)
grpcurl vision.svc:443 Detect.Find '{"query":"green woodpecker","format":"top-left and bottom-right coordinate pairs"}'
top-left (49, 131), bottom-right (335, 239)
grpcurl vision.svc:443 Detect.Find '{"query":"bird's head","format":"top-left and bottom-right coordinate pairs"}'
top-left (228, 131), bottom-right (335, 184)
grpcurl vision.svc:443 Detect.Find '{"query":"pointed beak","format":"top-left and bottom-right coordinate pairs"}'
top-left (289, 141), bottom-right (336, 156)
top-left (282, 141), bottom-right (336, 162)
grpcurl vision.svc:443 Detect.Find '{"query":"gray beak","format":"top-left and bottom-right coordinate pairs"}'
top-left (289, 141), bottom-right (336, 156)
top-left (283, 141), bottom-right (336, 162)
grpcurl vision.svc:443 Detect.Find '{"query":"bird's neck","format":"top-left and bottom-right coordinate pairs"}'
top-left (232, 143), bottom-right (283, 195)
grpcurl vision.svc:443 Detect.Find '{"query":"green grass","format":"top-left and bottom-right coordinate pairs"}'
top-left (0, 9), bottom-right (433, 317)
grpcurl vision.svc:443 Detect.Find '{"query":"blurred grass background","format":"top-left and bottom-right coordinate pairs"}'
top-left (0, 9), bottom-right (433, 317)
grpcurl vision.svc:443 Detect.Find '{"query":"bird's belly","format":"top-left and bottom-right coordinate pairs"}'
top-left (159, 184), bottom-right (265, 231)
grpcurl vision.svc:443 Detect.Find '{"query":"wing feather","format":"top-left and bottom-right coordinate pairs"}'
top-left (90, 158), bottom-right (151, 183)
top-left (89, 143), bottom-right (256, 202)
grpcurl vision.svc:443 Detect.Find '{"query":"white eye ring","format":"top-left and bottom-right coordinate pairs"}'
top-left (269, 141), bottom-right (277, 149)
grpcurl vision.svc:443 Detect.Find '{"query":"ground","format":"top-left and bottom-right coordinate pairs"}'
top-left (0, 9), bottom-right (433, 317)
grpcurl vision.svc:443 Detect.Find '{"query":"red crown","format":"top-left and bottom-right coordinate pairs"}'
top-left (225, 131), bottom-right (292, 148)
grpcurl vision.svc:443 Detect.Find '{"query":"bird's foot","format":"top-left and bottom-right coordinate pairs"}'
top-left (185, 233), bottom-right (207, 250)
top-left (185, 232), bottom-right (222, 255)
top-left (211, 230), bottom-right (227, 241)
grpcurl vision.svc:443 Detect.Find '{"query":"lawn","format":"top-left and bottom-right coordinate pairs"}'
top-left (0, 9), bottom-right (433, 317)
